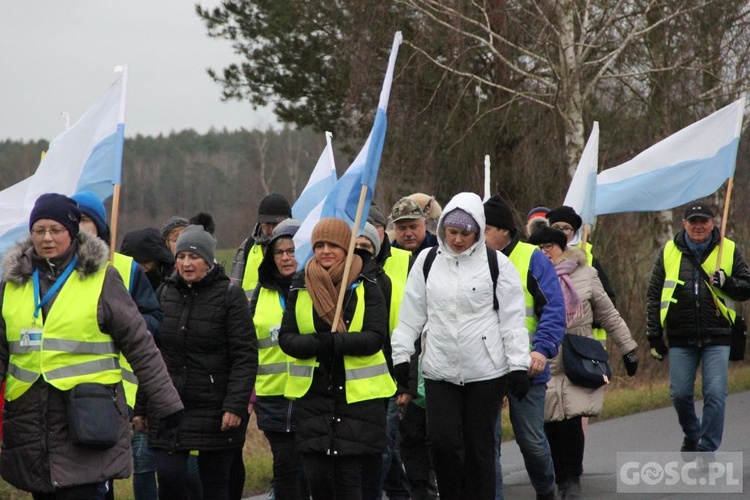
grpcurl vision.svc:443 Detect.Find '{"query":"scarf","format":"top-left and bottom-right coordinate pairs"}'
top-left (304, 255), bottom-right (363, 333)
top-left (555, 259), bottom-right (583, 326)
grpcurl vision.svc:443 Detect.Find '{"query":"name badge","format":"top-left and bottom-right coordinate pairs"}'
top-left (270, 325), bottom-right (281, 344)
top-left (20, 329), bottom-right (42, 347)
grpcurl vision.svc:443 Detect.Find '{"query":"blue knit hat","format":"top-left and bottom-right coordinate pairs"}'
top-left (72, 191), bottom-right (110, 243)
top-left (29, 193), bottom-right (81, 240)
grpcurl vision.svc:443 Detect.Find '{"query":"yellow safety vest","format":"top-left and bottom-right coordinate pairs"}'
top-left (111, 252), bottom-right (139, 408)
top-left (3, 266), bottom-right (122, 401)
top-left (382, 247), bottom-right (411, 333)
top-left (254, 288), bottom-right (293, 396)
top-left (284, 284), bottom-right (396, 403)
top-left (660, 239), bottom-right (736, 328)
top-left (241, 244), bottom-right (265, 295)
top-left (507, 242), bottom-right (538, 336)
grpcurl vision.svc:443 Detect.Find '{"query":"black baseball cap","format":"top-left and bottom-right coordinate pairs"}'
top-left (684, 203), bottom-right (715, 220)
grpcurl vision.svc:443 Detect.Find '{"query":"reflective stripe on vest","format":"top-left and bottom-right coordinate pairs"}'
top-left (285, 284), bottom-right (396, 403)
top-left (113, 252), bottom-right (139, 408)
top-left (383, 247), bottom-right (410, 334)
top-left (241, 244), bottom-right (265, 294)
top-left (254, 287), bottom-right (293, 396)
top-left (660, 239), bottom-right (736, 328)
top-left (3, 265), bottom-right (122, 401)
top-left (507, 242), bottom-right (538, 335)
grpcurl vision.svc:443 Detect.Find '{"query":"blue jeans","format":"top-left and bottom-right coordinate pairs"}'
top-left (669, 345), bottom-right (730, 452)
top-left (495, 383), bottom-right (555, 499)
top-left (132, 431), bottom-right (157, 499)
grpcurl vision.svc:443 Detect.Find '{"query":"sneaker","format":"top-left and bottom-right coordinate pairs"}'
top-left (681, 436), bottom-right (699, 452)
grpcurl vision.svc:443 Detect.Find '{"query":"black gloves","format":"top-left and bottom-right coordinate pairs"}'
top-left (623, 349), bottom-right (639, 376)
top-left (507, 370), bottom-right (531, 401)
top-left (649, 337), bottom-right (669, 361)
top-left (712, 270), bottom-right (729, 289)
top-left (394, 362), bottom-right (411, 390)
top-left (157, 409), bottom-right (184, 441)
top-left (314, 331), bottom-right (335, 360)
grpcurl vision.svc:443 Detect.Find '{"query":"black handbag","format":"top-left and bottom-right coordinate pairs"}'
top-left (730, 315), bottom-right (747, 361)
top-left (562, 334), bottom-right (612, 389)
top-left (67, 383), bottom-right (120, 449)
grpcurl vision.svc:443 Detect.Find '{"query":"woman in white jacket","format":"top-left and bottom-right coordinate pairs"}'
top-left (391, 192), bottom-right (531, 500)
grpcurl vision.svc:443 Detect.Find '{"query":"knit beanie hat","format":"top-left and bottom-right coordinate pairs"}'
top-left (175, 224), bottom-right (217, 264)
top-left (527, 226), bottom-right (568, 251)
top-left (526, 206), bottom-right (550, 222)
top-left (72, 191), bottom-right (110, 243)
top-left (546, 206), bottom-right (582, 231)
top-left (443, 208), bottom-right (479, 233)
top-left (160, 216), bottom-right (189, 240)
top-left (484, 195), bottom-right (515, 231)
top-left (358, 222), bottom-right (381, 256)
top-left (367, 203), bottom-right (387, 228)
top-left (29, 193), bottom-right (81, 240)
top-left (258, 193), bottom-right (292, 223)
top-left (272, 218), bottom-right (301, 240)
top-left (312, 218), bottom-right (351, 251)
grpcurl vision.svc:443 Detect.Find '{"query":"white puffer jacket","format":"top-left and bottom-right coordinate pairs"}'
top-left (391, 192), bottom-right (530, 384)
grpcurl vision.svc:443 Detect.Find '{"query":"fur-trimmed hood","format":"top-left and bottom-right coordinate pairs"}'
top-left (3, 231), bottom-right (110, 285)
top-left (553, 245), bottom-right (587, 266)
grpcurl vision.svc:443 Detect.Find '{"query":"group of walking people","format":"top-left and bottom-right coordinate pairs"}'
top-left (0, 187), bottom-right (746, 500)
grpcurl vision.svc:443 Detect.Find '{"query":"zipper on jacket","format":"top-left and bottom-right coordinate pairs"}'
top-left (694, 274), bottom-right (703, 347)
top-left (286, 399), bottom-right (293, 433)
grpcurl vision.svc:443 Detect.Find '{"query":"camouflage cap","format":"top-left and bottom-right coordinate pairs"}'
top-left (390, 197), bottom-right (425, 223)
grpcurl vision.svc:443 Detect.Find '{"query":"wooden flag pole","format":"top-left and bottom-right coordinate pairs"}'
top-left (109, 184), bottom-right (121, 262)
top-left (331, 185), bottom-right (369, 332)
top-left (715, 177), bottom-right (734, 272)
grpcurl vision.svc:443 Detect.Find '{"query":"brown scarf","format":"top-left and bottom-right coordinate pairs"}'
top-left (304, 254), bottom-right (363, 332)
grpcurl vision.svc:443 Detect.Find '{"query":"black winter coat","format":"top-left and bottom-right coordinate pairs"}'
top-left (278, 259), bottom-right (389, 457)
top-left (647, 229), bottom-right (750, 347)
top-left (146, 265), bottom-right (257, 451)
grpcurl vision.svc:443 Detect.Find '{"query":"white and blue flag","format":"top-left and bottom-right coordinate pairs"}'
top-left (292, 131), bottom-right (337, 221)
top-left (564, 122), bottom-right (599, 227)
top-left (295, 32), bottom-right (402, 269)
top-left (596, 98), bottom-right (745, 215)
top-left (0, 67), bottom-right (127, 258)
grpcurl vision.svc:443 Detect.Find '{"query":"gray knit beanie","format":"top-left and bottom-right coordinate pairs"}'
top-left (358, 222), bottom-right (381, 256)
top-left (160, 216), bottom-right (189, 240)
top-left (175, 224), bottom-right (217, 264)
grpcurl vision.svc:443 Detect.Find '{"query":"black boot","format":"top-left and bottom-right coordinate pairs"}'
top-left (565, 476), bottom-right (582, 500)
top-left (536, 487), bottom-right (556, 500)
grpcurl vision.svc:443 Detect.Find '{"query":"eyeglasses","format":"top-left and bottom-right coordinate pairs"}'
top-left (538, 243), bottom-right (555, 251)
top-left (273, 249), bottom-right (295, 257)
top-left (552, 224), bottom-right (574, 234)
top-left (31, 226), bottom-right (67, 237)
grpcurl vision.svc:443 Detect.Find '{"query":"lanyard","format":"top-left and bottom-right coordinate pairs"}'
top-left (32, 256), bottom-right (78, 321)
top-left (278, 292), bottom-right (286, 311)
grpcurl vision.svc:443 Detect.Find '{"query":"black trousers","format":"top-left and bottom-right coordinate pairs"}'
top-left (265, 430), bottom-right (309, 500)
top-left (154, 448), bottom-right (235, 500)
top-left (303, 452), bottom-right (365, 500)
top-left (424, 376), bottom-right (506, 500)
top-left (399, 402), bottom-right (437, 500)
top-left (545, 416), bottom-right (585, 484)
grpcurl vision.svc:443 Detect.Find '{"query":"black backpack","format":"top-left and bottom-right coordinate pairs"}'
top-left (421, 245), bottom-right (500, 310)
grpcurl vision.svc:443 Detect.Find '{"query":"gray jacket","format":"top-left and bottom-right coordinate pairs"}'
top-left (0, 232), bottom-right (183, 493)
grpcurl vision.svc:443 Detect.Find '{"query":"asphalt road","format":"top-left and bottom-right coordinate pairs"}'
top-left (247, 390), bottom-right (750, 499)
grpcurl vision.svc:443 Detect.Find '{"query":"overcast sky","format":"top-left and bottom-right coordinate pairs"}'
top-left (0, 0), bottom-right (277, 142)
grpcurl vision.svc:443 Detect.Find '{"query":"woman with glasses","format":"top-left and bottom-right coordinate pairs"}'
top-left (249, 219), bottom-right (309, 500)
top-left (0, 193), bottom-right (183, 499)
top-left (527, 225), bottom-right (638, 499)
